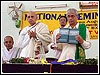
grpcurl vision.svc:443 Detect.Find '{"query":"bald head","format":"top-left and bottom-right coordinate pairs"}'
top-left (27, 11), bottom-right (38, 26)
top-left (27, 11), bottom-right (37, 16)
top-left (4, 36), bottom-right (13, 42)
top-left (4, 36), bottom-right (14, 51)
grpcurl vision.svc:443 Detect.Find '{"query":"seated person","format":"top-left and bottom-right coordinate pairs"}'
top-left (2, 36), bottom-right (20, 63)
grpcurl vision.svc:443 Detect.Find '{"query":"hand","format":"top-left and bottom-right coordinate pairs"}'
top-left (35, 50), bottom-right (40, 56)
top-left (36, 40), bottom-right (42, 51)
top-left (76, 35), bottom-right (84, 44)
top-left (56, 33), bottom-right (61, 43)
top-left (50, 44), bottom-right (57, 49)
top-left (28, 29), bottom-right (36, 39)
top-left (37, 40), bottom-right (42, 46)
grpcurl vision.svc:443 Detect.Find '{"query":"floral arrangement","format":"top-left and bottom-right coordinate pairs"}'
top-left (9, 57), bottom-right (98, 65)
top-left (9, 57), bottom-right (48, 64)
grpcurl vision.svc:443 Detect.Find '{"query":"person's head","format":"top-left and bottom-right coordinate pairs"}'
top-left (66, 8), bottom-right (78, 26)
top-left (4, 36), bottom-right (14, 50)
top-left (59, 16), bottom-right (67, 28)
top-left (27, 11), bottom-right (38, 26)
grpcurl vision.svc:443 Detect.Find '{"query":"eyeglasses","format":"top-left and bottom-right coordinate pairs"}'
top-left (27, 16), bottom-right (34, 18)
top-left (67, 15), bottom-right (76, 18)
top-left (67, 15), bottom-right (77, 18)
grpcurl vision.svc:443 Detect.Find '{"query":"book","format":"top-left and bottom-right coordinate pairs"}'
top-left (58, 28), bottom-right (69, 43)
top-left (68, 29), bottom-right (79, 44)
top-left (58, 28), bottom-right (79, 44)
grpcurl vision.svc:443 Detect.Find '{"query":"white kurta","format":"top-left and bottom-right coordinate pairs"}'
top-left (18, 22), bottom-right (52, 57)
top-left (18, 25), bottom-right (36, 49)
top-left (2, 47), bottom-right (20, 62)
top-left (49, 23), bottom-right (91, 61)
top-left (49, 28), bottom-right (63, 59)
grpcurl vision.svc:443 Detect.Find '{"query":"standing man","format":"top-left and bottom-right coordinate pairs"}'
top-left (56, 8), bottom-right (91, 61)
top-left (49, 16), bottom-right (68, 59)
top-left (18, 11), bottom-right (52, 58)
top-left (2, 36), bottom-right (20, 63)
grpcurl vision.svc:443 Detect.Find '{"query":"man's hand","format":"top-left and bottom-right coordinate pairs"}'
top-left (28, 29), bottom-right (36, 39)
top-left (56, 33), bottom-right (61, 43)
top-left (50, 44), bottom-right (57, 49)
top-left (76, 35), bottom-right (84, 44)
top-left (37, 40), bottom-right (42, 45)
top-left (36, 40), bottom-right (42, 51)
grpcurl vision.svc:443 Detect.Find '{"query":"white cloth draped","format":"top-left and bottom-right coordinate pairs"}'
top-left (2, 47), bottom-right (20, 62)
top-left (18, 22), bottom-right (52, 57)
top-left (19, 38), bottom-right (36, 58)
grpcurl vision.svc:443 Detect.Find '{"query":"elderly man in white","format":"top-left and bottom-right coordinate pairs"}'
top-left (18, 11), bottom-right (52, 58)
top-left (2, 36), bottom-right (20, 63)
top-left (50, 8), bottom-right (91, 61)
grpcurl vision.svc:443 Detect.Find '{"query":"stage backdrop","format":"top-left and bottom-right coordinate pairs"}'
top-left (20, 10), bottom-right (98, 40)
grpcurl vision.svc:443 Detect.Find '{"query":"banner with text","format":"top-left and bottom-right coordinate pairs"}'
top-left (21, 10), bottom-right (98, 39)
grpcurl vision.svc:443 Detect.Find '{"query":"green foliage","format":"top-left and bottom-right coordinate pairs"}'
top-left (9, 57), bottom-right (24, 63)
top-left (77, 58), bottom-right (98, 65)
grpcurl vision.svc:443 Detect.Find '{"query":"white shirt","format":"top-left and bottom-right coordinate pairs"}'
top-left (50, 23), bottom-right (91, 61)
top-left (49, 26), bottom-right (66, 59)
top-left (2, 47), bottom-right (20, 62)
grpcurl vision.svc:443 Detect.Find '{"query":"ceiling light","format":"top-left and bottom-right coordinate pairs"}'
top-left (35, 4), bottom-right (67, 9)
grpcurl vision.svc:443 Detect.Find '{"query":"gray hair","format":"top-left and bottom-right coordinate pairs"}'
top-left (67, 8), bottom-right (78, 16)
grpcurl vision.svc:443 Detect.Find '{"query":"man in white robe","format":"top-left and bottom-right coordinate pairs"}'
top-left (18, 11), bottom-right (52, 58)
top-left (2, 36), bottom-right (20, 63)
